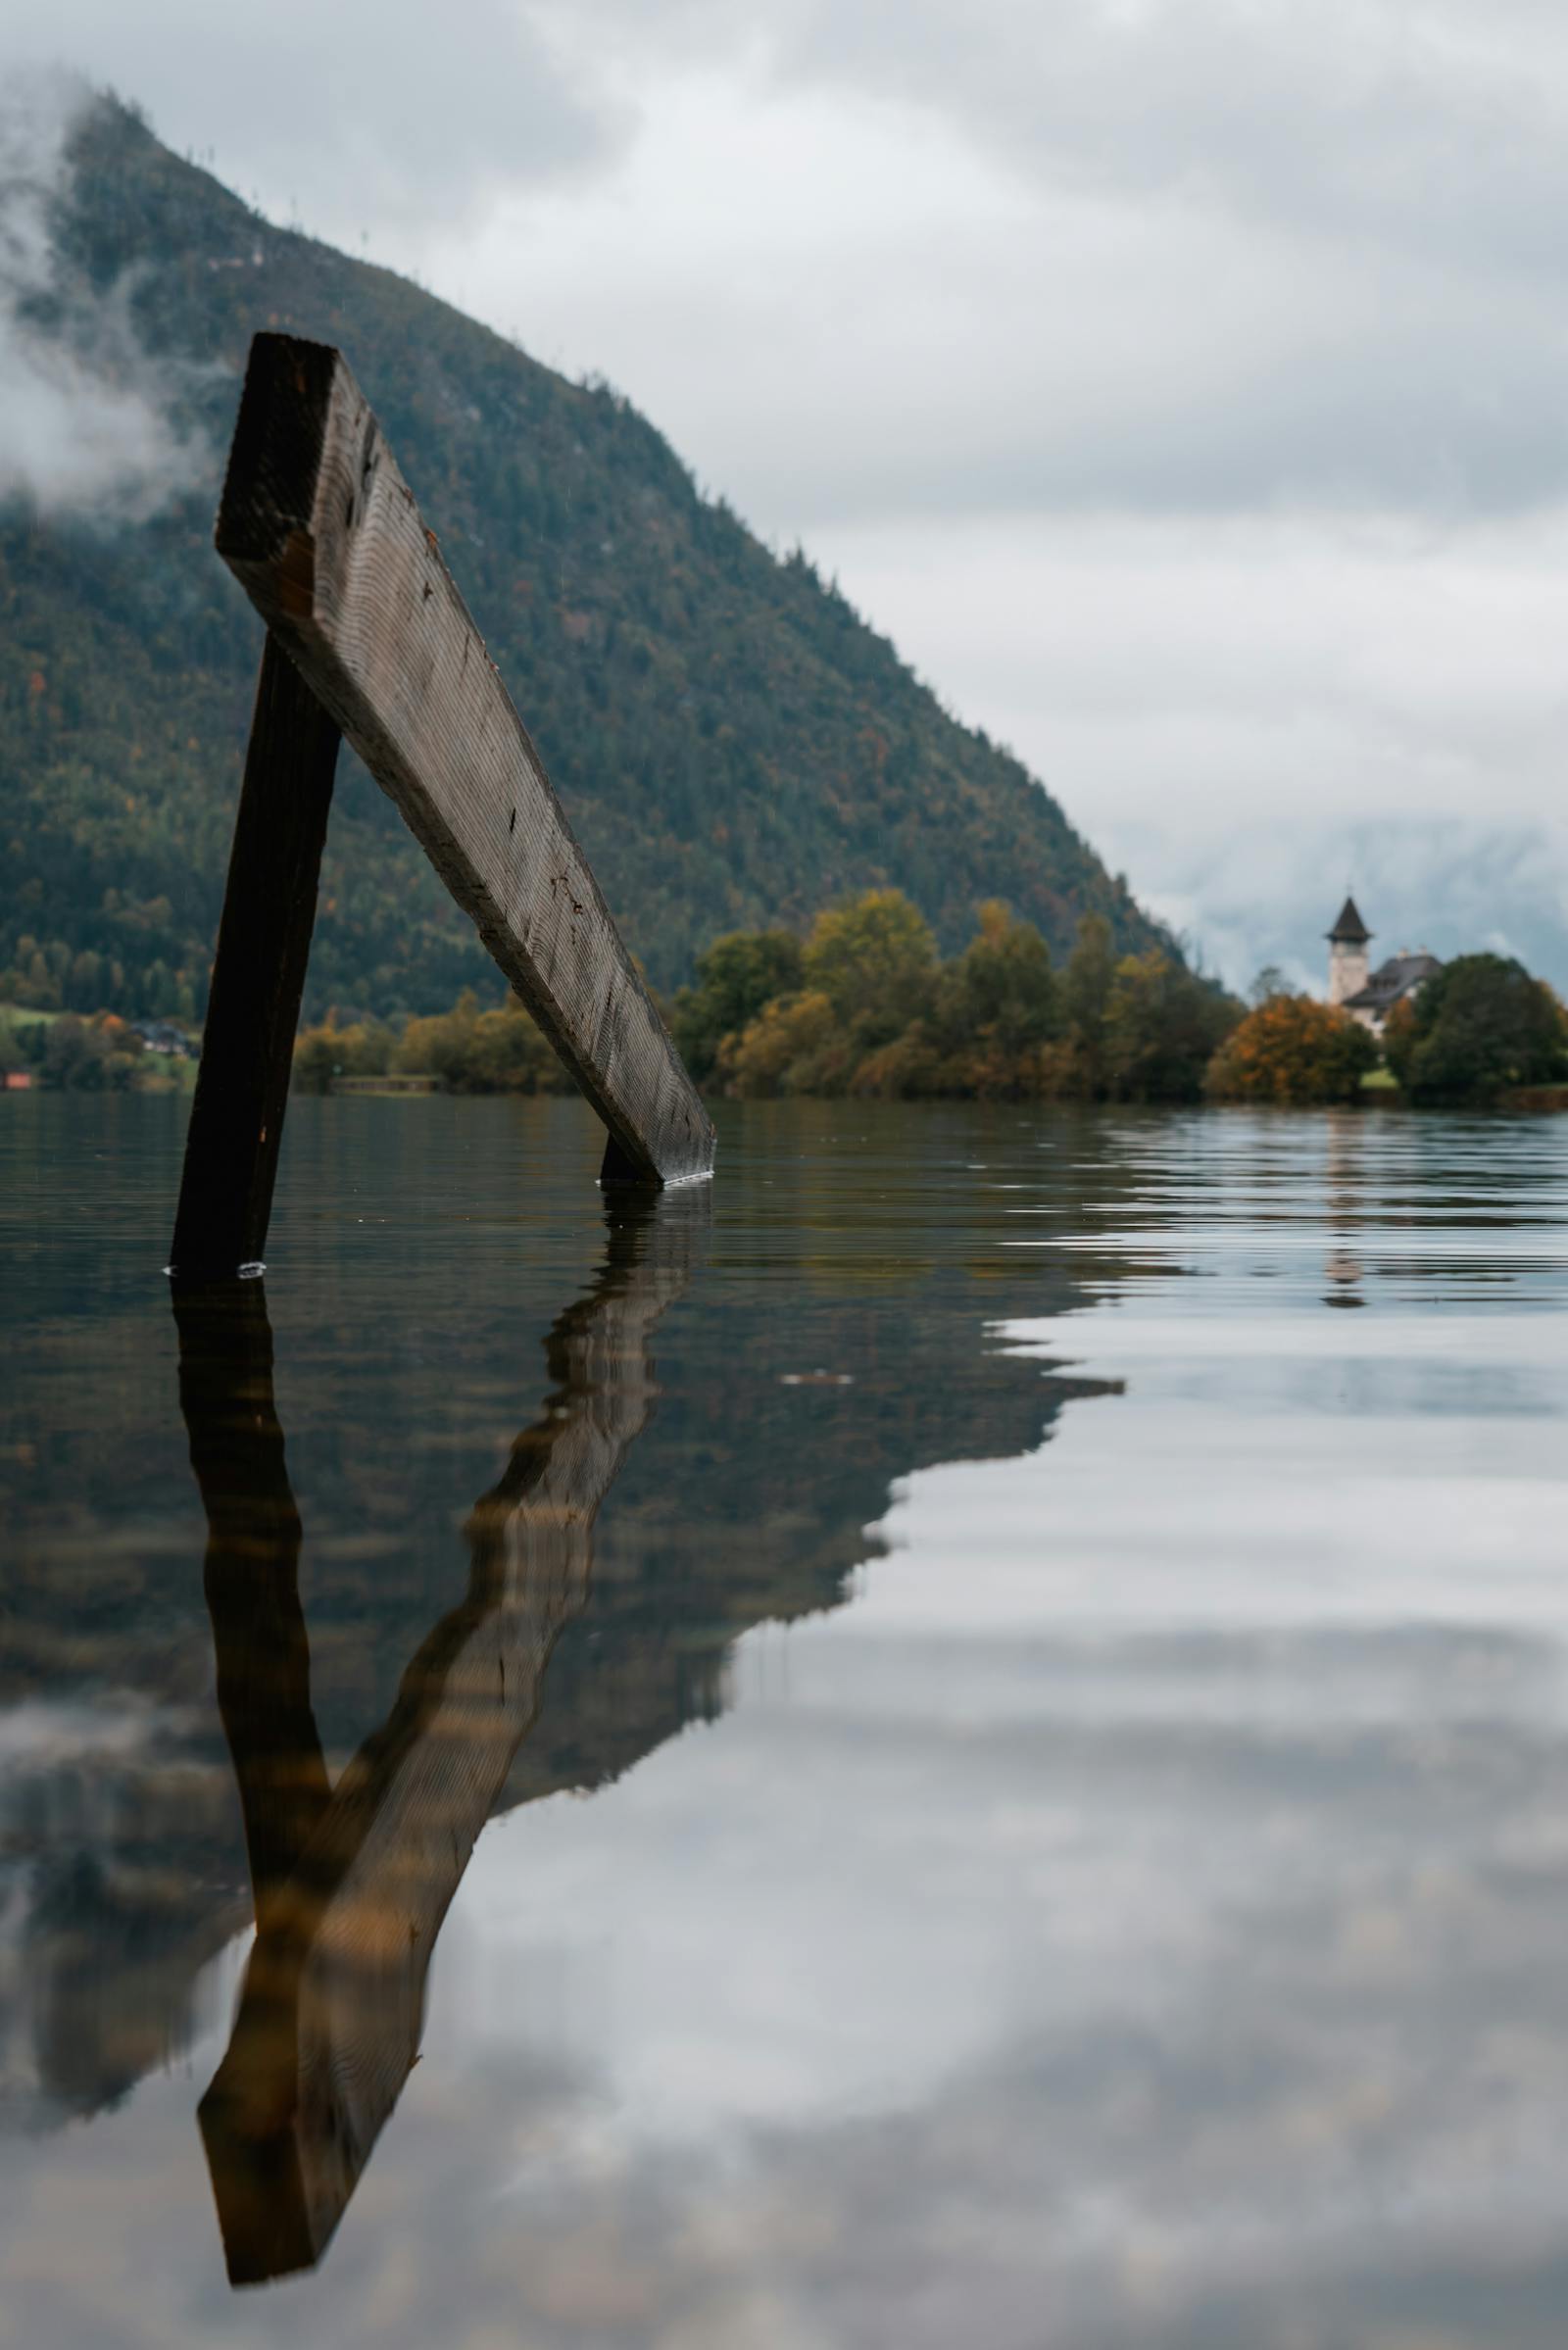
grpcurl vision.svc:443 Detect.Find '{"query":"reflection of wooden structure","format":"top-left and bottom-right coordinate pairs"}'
top-left (173, 1191), bottom-right (704, 2284)
top-left (171, 332), bottom-right (713, 1279)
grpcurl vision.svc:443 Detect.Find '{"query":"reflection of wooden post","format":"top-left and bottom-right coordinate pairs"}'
top-left (171, 330), bottom-right (712, 1281)
top-left (173, 1278), bottom-right (332, 1925)
top-left (170, 642), bottom-right (340, 1278)
top-left (180, 1190), bottom-right (705, 2285)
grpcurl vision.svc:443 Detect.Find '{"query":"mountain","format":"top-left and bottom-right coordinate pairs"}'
top-left (0, 93), bottom-right (1173, 1022)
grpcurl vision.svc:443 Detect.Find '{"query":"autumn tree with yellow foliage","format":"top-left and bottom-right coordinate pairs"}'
top-left (694, 892), bottom-right (1239, 1102)
top-left (1204, 992), bottom-right (1378, 1104)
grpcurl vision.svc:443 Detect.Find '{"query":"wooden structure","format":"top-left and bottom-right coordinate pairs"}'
top-left (174, 1187), bottom-right (705, 2281)
top-left (171, 332), bottom-right (713, 1278)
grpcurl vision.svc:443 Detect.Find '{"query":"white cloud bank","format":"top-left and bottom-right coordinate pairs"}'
top-left (807, 506), bottom-right (1568, 987)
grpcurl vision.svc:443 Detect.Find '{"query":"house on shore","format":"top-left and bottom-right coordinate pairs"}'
top-left (1327, 897), bottom-right (1442, 1035)
top-left (127, 1019), bottom-right (194, 1059)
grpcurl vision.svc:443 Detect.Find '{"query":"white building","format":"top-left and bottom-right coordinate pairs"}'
top-left (1326, 897), bottom-right (1443, 1035)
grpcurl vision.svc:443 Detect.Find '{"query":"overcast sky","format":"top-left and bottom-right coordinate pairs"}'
top-left (9, 0), bottom-right (1568, 986)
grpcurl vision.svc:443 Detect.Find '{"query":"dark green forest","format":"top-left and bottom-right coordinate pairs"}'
top-left (1, 96), bottom-right (1171, 1023)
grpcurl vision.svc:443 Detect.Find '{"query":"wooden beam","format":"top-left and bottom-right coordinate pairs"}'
top-left (170, 634), bottom-right (340, 1277)
top-left (186, 1190), bottom-right (706, 2282)
top-left (213, 331), bottom-right (715, 1191)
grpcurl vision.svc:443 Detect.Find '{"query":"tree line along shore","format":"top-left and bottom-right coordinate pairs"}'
top-left (4, 891), bottom-right (1565, 1109)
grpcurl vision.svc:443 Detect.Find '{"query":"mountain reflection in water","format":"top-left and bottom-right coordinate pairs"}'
top-left (0, 1098), bottom-right (1121, 2298)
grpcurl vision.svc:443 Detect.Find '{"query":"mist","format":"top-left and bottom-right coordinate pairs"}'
top-left (0, 70), bottom-right (214, 523)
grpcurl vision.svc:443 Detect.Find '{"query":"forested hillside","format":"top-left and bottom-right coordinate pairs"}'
top-left (1, 95), bottom-right (1172, 1020)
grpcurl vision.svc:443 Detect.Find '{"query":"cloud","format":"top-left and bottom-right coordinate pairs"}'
top-left (575, 0), bottom-right (1568, 289)
top-left (13, 11), bottom-right (1568, 529)
top-left (1118, 815), bottom-right (1568, 998)
top-left (802, 506), bottom-right (1568, 988)
top-left (7, 2), bottom-right (630, 246)
top-left (0, 69), bottom-right (214, 521)
top-left (775, 0), bottom-right (1568, 269)
top-left (471, 0), bottom-right (1568, 525)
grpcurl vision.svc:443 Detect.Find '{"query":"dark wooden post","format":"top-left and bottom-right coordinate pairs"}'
top-left (172, 331), bottom-right (714, 1273)
top-left (169, 636), bottom-right (340, 1277)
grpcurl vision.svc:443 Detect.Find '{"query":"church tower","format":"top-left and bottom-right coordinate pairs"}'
top-left (1326, 895), bottom-right (1372, 1006)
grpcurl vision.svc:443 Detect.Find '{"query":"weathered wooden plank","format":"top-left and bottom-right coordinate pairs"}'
top-left (214, 331), bottom-right (715, 1189)
top-left (189, 1190), bottom-right (706, 2282)
top-left (170, 633), bottom-right (341, 1276)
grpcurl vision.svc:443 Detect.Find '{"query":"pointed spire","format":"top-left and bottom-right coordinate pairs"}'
top-left (1326, 894), bottom-right (1371, 945)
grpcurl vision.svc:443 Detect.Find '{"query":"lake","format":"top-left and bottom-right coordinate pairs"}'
top-left (3, 1095), bottom-right (1568, 2348)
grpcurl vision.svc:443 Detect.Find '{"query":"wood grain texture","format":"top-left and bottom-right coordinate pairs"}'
top-left (170, 633), bottom-right (340, 1275)
top-left (189, 1190), bottom-right (706, 2282)
top-left (215, 331), bottom-right (715, 1188)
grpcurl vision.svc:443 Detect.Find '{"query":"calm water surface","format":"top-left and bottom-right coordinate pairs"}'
top-left (3, 1096), bottom-right (1567, 2347)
